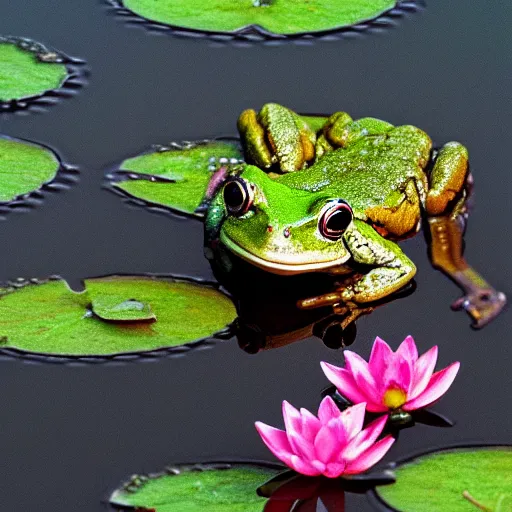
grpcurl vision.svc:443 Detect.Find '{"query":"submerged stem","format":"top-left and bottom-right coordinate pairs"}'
top-left (462, 491), bottom-right (491, 511)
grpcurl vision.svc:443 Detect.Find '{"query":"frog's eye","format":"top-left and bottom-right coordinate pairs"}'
top-left (223, 178), bottom-right (253, 216)
top-left (319, 200), bottom-right (353, 240)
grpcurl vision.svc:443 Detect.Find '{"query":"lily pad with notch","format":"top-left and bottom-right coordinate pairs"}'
top-left (0, 36), bottom-right (86, 113)
top-left (107, 0), bottom-right (420, 41)
top-left (109, 461), bottom-right (281, 512)
top-left (373, 445), bottom-right (512, 512)
top-left (0, 274), bottom-right (236, 360)
top-left (107, 139), bottom-right (243, 218)
top-left (0, 135), bottom-right (76, 211)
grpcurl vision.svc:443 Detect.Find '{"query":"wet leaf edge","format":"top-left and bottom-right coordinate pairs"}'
top-left (108, 460), bottom-right (285, 510)
top-left (0, 134), bottom-right (78, 215)
top-left (0, 273), bottom-right (236, 364)
top-left (369, 443), bottom-right (512, 512)
top-left (104, 0), bottom-right (423, 43)
top-left (0, 36), bottom-right (88, 114)
top-left (105, 137), bottom-right (243, 220)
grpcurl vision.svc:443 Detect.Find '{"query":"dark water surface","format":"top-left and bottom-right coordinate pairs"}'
top-left (0, 0), bottom-right (510, 509)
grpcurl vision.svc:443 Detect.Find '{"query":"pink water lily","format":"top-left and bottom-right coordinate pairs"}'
top-left (255, 397), bottom-right (395, 478)
top-left (321, 336), bottom-right (460, 413)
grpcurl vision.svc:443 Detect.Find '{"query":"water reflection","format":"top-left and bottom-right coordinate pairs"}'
top-left (216, 259), bottom-right (416, 353)
top-left (260, 470), bottom-right (395, 511)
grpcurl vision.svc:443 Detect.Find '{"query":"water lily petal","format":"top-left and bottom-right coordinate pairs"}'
top-left (404, 361), bottom-right (460, 411)
top-left (255, 422), bottom-right (293, 460)
top-left (386, 353), bottom-right (413, 396)
top-left (320, 362), bottom-right (372, 407)
top-left (339, 401), bottom-right (367, 439)
top-left (344, 435), bottom-right (395, 474)
top-left (409, 345), bottom-right (438, 399)
top-left (368, 336), bottom-right (394, 376)
top-left (341, 415), bottom-right (388, 462)
top-left (326, 417), bottom-right (349, 447)
top-left (344, 351), bottom-right (378, 395)
top-left (325, 462), bottom-right (347, 478)
top-left (287, 432), bottom-right (316, 461)
top-left (299, 408), bottom-right (322, 442)
top-left (282, 401), bottom-right (302, 437)
top-left (396, 335), bottom-right (418, 363)
top-left (311, 460), bottom-right (327, 473)
top-left (314, 425), bottom-right (339, 464)
top-left (290, 455), bottom-right (322, 476)
top-left (318, 396), bottom-right (341, 424)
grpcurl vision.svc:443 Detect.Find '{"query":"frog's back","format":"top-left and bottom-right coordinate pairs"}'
top-left (279, 124), bottom-right (432, 212)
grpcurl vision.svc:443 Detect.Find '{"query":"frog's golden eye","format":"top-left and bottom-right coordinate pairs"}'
top-left (223, 178), bottom-right (253, 216)
top-left (319, 200), bottom-right (353, 240)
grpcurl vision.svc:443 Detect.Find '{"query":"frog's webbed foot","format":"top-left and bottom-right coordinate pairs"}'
top-left (237, 103), bottom-right (316, 174)
top-left (426, 142), bottom-right (507, 328)
top-left (299, 221), bottom-right (417, 312)
top-left (451, 285), bottom-right (507, 329)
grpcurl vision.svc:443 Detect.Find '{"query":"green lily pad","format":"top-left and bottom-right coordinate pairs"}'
top-left (0, 36), bottom-right (84, 110)
top-left (0, 135), bottom-right (62, 203)
top-left (110, 463), bottom-right (280, 512)
top-left (0, 275), bottom-right (236, 358)
top-left (111, 0), bottom-right (400, 37)
top-left (109, 140), bottom-right (243, 218)
top-left (375, 446), bottom-right (512, 512)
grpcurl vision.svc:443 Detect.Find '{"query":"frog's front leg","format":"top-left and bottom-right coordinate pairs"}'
top-left (426, 142), bottom-right (506, 328)
top-left (299, 221), bottom-right (416, 309)
top-left (237, 103), bottom-right (316, 173)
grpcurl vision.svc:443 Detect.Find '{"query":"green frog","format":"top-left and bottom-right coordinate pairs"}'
top-left (204, 103), bottom-right (506, 328)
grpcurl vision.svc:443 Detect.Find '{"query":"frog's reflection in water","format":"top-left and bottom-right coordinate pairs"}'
top-left (213, 259), bottom-right (416, 353)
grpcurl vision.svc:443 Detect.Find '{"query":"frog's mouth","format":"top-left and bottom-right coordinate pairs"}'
top-left (220, 232), bottom-right (351, 276)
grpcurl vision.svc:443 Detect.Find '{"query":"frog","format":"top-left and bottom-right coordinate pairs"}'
top-left (204, 103), bottom-right (506, 328)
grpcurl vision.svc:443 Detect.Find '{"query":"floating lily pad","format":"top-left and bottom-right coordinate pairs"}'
top-left (375, 446), bottom-right (512, 512)
top-left (110, 462), bottom-right (280, 512)
top-left (0, 135), bottom-right (66, 204)
top-left (0, 36), bottom-right (85, 112)
top-left (0, 275), bottom-right (236, 359)
top-left (109, 0), bottom-right (407, 39)
top-left (108, 139), bottom-right (243, 218)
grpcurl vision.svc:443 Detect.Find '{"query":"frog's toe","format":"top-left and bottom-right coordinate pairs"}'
top-left (451, 289), bottom-right (507, 329)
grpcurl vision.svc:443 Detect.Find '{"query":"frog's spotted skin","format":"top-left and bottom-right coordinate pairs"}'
top-left (205, 104), bottom-right (506, 328)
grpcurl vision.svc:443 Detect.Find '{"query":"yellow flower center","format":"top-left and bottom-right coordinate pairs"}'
top-left (383, 388), bottom-right (408, 410)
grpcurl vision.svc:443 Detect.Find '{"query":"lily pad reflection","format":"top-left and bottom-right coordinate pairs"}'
top-left (375, 446), bottom-right (512, 512)
top-left (0, 36), bottom-right (85, 112)
top-left (109, 0), bottom-right (408, 39)
top-left (108, 139), bottom-right (243, 218)
top-left (110, 462), bottom-right (280, 512)
top-left (0, 275), bottom-right (236, 359)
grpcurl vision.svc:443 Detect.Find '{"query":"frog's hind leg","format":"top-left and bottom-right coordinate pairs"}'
top-left (425, 142), bottom-right (506, 328)
top-left (315, 114), bottom-right (395, 160)
top-left (237, 103), bottom-right (316, 174)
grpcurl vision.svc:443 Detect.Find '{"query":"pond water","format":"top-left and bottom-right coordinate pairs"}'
top-left (0, 0), bottom-right (510, 509)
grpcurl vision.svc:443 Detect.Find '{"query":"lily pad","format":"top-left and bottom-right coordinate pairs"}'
top-left (110, 462), bottom-right (280, 512)
top-left (108, 140), bottom-right (243, 218)
top-left (109, 0), bottom-right (405, 38)
top-left (0, 135), bottom-right (64, 204)
top-left (0, 275), bottom-right (236, 359)
top-left (0, 36), bottom-right (85, 112)
top-left (375, 446), bottom-right (512, 512)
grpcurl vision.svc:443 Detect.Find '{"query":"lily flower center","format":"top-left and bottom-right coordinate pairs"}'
top-left (383, 387), bottom-right (408, 410)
